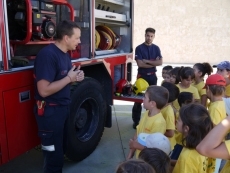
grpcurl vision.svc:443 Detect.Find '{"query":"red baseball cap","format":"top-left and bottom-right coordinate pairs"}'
top-left (204, 74), bottom-right (226, 88)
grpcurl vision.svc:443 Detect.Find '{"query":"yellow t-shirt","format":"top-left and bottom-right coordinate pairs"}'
top-left (174, 130), bottom-right (183, 145)
top-left (172, 148), bottom-right (215, 173)
top-left (220, 140), bottom-right (230, 173)
top-left (136, 111), bottom-right (166, 158)
top-left (174, 111), bottom-right (183, 145)
top-left (208, 101), bottom-right (227, 125)
top-left (225, 84), bottom-right (230, 97)
top-left (192, 81), bottom-right (206, 98)
top-left (173, 84), bottom-right (200, 111)
top-left (161, 104), bottom-right (176, 150)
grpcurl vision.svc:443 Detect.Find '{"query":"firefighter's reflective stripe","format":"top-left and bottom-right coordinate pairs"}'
top-left (41, 144), bottom-right (55, 151)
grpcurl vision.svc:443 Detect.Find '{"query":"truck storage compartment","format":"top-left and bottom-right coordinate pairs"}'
top-left (95, 0), bottom-right (132, 56)
top-left (3, 85), bottom-right (39, 160)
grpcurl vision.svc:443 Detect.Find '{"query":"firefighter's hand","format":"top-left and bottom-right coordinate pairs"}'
top-left (67, 65), bottom-right (84, 82)
top-left (76, 69), bottom-right (84, 82)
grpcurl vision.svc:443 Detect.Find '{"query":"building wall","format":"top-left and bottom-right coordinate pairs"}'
top-left (134, 0), bottom-right (230, 64)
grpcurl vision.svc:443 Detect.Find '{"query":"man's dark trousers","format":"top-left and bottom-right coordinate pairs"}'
top-left (35, 105), bottom-right (69, 173)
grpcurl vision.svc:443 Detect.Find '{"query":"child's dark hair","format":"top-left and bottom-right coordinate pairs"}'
top-left (194, 62), bottom-right (213, 77)
top-left (179, 67), bottom-right (195, 80)
top-left (116, 159), bottom-right (156, 173)
top-left (179, 103), bottom-right (213, 149)
top-left (146, 86), bottom-right (169, 109)
top-left (139, 148), bottom-right (170, 173)
top-left (163, 65), bottom-right (173, 71)
top-left (169, 67), bottom-right (180, 84)
top-left (161, 82), bottom-right (180, 103)
top-left (178, 92), bottom-right (193, 107)
top-left (208, 85), bottom-right (225, 96)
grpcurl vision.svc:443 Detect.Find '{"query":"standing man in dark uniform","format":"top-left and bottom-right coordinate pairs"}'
top-left (34, 20), bottom-right (84, 173)
top-left (132, 27), bottom-right (163, 129)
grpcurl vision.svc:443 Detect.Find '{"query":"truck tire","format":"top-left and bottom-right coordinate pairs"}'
top-left (65, 77), bottom-right (106, 161)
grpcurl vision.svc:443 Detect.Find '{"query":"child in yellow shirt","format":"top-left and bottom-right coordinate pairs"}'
top-left (205, 74), bottom-right (227, 125)
top-left (161, 82), bottom-right (180, 150)
top-left (214, 61), bottom-right (230, 116)
top-left (170, 92), bottom-right (193, 167)
top-left (197, 115), bottom-right (230, 173)
top-left (162, 65), bottom-right (173, 83)
top-left (169, 67), bottom-right (180, 84)
top-left (172, 104), bottom-right (214, 173)
top-left (127, 86), bottom-right (169, 159)
top-left (192, 62), bottom-right (213, 107)
top-left (172, 67), bottom-right (200, 111)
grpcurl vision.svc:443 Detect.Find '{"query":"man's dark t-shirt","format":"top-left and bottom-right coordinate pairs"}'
top-left (135, 43), bottom-right (162, 75)
top-left (34, 43), bottom-right (72, 105)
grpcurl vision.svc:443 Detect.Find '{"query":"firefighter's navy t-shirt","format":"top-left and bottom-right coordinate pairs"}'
top-left (34, 43), bottom-right (72, 105)
top-left (135, 43), bottom-right (162, 75)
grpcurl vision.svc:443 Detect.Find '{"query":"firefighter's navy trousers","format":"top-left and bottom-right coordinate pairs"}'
top-left (34, 105), bottom-right (69, 173)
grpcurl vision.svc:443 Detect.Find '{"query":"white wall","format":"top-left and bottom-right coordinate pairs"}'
top-left (134, 0), bottom-right (230, 64)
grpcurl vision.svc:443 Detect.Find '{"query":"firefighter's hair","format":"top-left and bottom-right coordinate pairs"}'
top-left (56, 20), bottom-right (81, 40)
top-left (145, 27), bottom-right (156, 34)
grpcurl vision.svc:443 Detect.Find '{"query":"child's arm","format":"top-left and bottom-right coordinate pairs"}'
top-left (127, 133), bottom-right (137, 160)
top-left (196, 115), bottom-right (230, 159)
top-left (165, 129), bottom-right (174, 138)
top-left (200, 95), bottom-right (207, 107)
top-left (127, 133), bottom-right (145, 159)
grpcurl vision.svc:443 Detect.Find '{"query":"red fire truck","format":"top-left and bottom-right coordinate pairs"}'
top-left (0, 0), bottom-right (134, 165)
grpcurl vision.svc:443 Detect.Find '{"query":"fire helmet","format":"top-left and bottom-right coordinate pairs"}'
top-left (116, 79), bottom-right (128, 94)
top-left (132, 78), bottom-right (149, 95)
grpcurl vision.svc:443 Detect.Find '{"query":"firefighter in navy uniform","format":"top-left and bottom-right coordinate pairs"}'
top-left (34, 20), bottom-right (84, 173)
top-left (132, 27), bottom-right (163, 129)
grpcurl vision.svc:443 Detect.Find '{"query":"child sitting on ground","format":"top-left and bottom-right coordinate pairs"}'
top-left (172, 66), bottom-right (200, 111)
top-left (161, 82), bottom-right (180, 150)
top-left (116, 159), bottom-right (156, 173)
top-left (172, 104), bottom-right (214, 173)
top-left (127, 86), bottom-right (169, 159)
top-left (214, 61), bottom-right (230, 116)
top-left (205, 74), bottom-right (227, 125)
top-left (139, 148), bottom-right (170, 173)
top-left (170, 92), bottom-right (193, 167)
top-left (162, 65), bottom-right (173, 83)
top-left (169, 67), bottom-right (180, 84)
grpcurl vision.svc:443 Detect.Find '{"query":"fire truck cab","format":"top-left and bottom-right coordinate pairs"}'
top-left (0, 0), bottom-right (133, 164)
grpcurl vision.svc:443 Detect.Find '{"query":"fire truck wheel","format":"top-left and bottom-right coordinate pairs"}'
top-left (65, 77), bottom-right (106, 161)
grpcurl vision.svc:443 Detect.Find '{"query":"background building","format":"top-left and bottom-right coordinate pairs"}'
top-left (134, 0), bottom-right (230, 64)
